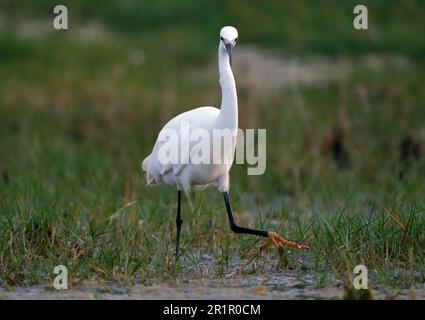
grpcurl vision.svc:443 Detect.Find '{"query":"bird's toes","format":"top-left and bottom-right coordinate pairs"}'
top-left (260, 239), bottom-right (272, 251)
top-left (271, 238), bottom-right (280, 247)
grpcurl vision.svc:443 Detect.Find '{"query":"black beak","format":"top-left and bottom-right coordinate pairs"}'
top-left (225, 43), bottom-right (233, 66)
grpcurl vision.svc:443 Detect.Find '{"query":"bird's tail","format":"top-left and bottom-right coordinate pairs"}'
top-left (141, 155), bottom-right (154, 185)
top-left (142, 155), bottom-right (150, 172)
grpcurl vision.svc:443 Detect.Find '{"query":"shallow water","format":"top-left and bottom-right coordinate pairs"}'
top-left (1, 269), bottom-right (423, 300)
top-left (0, 282), bottom-right (422, 300)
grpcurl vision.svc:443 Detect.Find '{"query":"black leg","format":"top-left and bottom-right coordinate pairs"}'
top-left (223, 191), bottom-right (268, 237)
top-left (175, 190), bottom-right (183, 260)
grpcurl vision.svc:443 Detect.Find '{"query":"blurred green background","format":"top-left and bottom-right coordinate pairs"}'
top-left (0, 0), bottom-right (424, 291)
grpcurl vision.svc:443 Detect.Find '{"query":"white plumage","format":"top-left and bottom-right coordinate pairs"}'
top-left (142, 26), bottom-right (239, 193)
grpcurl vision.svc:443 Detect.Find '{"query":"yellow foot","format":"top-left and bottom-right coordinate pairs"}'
top-left (260, 231), bottom-right (309, 251)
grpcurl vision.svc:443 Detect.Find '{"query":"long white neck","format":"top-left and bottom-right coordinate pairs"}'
top-left (218, 43), bottom-right (238, 130)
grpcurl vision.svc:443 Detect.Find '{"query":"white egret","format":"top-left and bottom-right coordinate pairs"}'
top-left (142, 26), bottom-right (309, 258)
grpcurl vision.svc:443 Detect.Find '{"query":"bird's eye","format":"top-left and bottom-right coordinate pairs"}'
top-left (235, 38), bottom-right (238, 42)
top-left (220, 36), bottom-right (224, 41)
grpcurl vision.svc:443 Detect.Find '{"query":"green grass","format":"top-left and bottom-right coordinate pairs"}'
top-left (0, 1), bottom-right (424, 292)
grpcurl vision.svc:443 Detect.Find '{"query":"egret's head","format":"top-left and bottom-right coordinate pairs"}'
top-left (220, 26), bottom-right (238, 66)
